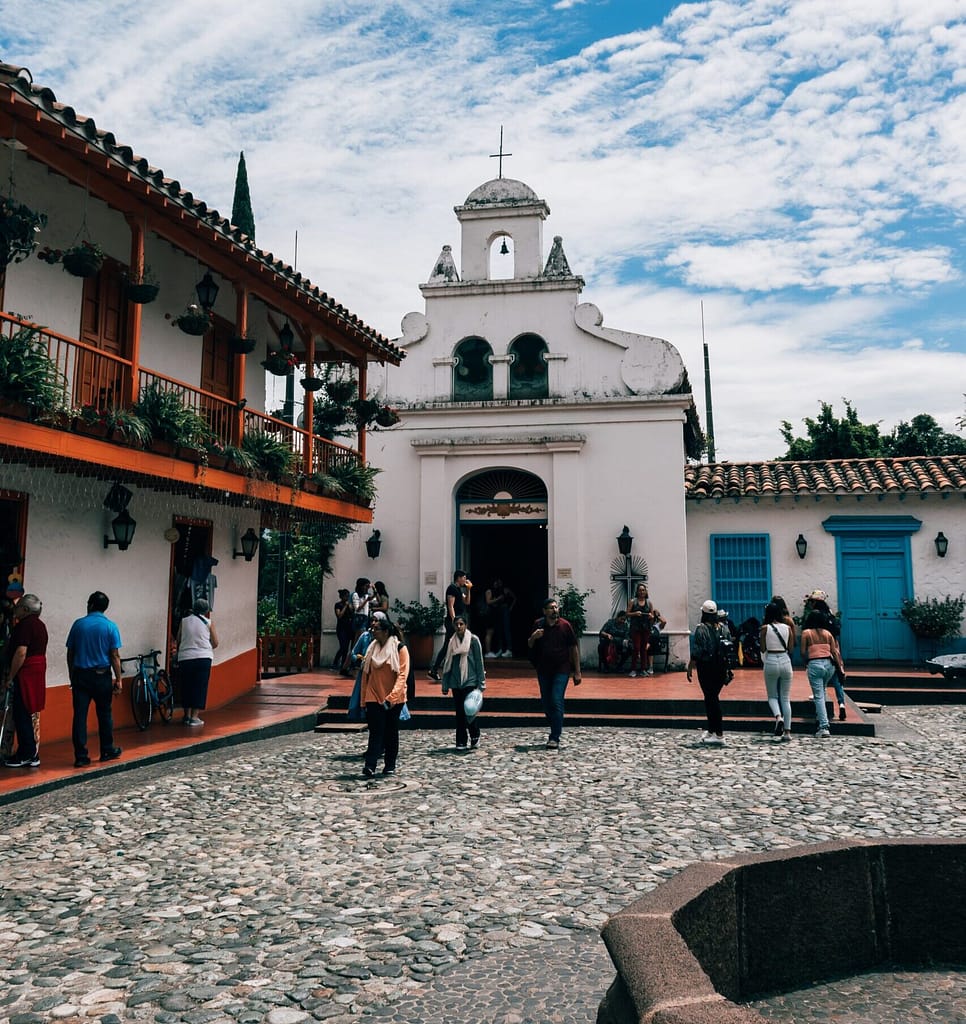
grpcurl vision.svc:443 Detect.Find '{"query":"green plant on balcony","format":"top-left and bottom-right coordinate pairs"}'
top-left (0, 196), bottom-right (47, 268)
top-left (134, 382), bottom-right (212, 450)
top-left (0, 325), bottom-right (67, 417)
top-left (327, 458), bottom-right (381, 506)
top-left (76, 404), bottom-right (151, 446)
top-left (306, 470), bottom-right (347, 497)
top-left (205, 439), bottom-right (256, 473)
top-left (900, 595), bottom-right (966, 639)
top-left (61, 240), bottom-right (105, 278)
top-left (242, 429), bottom-right (297, 481)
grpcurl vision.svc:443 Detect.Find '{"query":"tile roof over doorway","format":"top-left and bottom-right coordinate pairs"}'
top-left (685, 456), bottom-right (966, 500)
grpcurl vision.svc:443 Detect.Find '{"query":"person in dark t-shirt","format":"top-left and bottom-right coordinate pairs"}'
top-left (527, 597), bottom-right (581, 749)
top-left (429, 570), bottom-right (472, 680)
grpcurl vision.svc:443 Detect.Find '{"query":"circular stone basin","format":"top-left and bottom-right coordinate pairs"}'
top-left (597, 838), bottom-right (966, 1024)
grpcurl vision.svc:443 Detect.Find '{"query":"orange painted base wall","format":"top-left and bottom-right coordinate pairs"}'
top-left (35, 648), bottom-right (259, 746)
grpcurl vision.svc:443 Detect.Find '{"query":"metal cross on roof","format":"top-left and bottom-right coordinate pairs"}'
top-left (489, 126), bottom-right (512, 179)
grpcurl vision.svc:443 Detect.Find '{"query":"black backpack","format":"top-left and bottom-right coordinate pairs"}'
top-left (714, 625), bottom-right (739, 670)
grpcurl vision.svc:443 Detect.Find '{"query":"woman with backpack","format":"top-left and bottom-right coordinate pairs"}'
top-left (686, 599), bottom-right (730, 746)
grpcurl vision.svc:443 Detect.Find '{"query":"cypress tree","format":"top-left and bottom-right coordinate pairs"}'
top-left (231, 151), bottom-right (255, 241)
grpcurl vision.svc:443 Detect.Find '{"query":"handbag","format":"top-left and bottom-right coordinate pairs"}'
top-left (463, 687), bottom-right (483, 721)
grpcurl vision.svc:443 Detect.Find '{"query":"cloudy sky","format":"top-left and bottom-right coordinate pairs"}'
top-left (4, 0), bottom-right (966, 460)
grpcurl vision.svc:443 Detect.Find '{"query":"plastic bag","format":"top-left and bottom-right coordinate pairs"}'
top-left (463, 687), bottom-right (483, 721)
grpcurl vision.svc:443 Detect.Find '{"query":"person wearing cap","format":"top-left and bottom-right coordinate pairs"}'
top-left (527, 597), bottom-right (581, 750)
top-left (686, 599), bottom-right (729, 746)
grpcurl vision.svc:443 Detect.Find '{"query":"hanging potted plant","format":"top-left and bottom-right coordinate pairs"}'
top-left (261, 348), bottom-right (298, 376)
top-left (325, 378), bottom-right (356, 404)
top-left (301, 375), bottom-right (325, 392)
top-left (351, 397), bottom-right (381, 428)
top-left (228, 335), bottom-right (258, 355)
top-left (123, 265), bottom-right (160, 304)
top-left (374, 404), bottom-right (401, 428)
top-left (170, 304), bottom-right (213, 337)
top-left (61, 240), bottom-right (105, 278)
top-left (0, 196), bottom-right (47, 269)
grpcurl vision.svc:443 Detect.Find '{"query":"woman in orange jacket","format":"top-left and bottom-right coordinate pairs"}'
top-left (360, 617), bottom-right (409, 778)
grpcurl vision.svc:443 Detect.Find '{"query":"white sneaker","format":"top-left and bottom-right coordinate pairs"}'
top-left (629, 671), bottom-right (638, 678)
top-left (485, 652), bottom-right (498, 659)
top-left (643, 669), bottom-right (654, 677)
top-left (816, 728), bottom-right (831, 739)
top-left (703, 734), bottom-right (725, 746)
top-left (500, 651), bottom-right (513, 658)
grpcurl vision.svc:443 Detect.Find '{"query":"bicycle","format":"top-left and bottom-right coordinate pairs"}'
top-left (125, 649), bottom-right (175, 730)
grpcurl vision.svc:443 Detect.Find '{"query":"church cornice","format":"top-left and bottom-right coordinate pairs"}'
top-left (412, 434), bottom-right (586, 454)
top-left (419, 276), bottom-right (584, 298)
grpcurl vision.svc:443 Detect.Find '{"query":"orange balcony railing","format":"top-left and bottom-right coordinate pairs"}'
top-left (1, 312), bottom-right (363, 479)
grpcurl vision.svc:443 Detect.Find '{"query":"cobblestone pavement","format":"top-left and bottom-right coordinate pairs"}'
top-left (1, 707), bottom-right (964, 1024)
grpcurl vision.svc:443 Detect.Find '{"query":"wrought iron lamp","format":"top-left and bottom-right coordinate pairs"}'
top-left (365, 529), bottom-right (382, 559)
top-left (795, 534), bottom-right (808, 559)
top-left (233, 527), bottom-right (260, 562)
top-left (935, 531), bottom-right (949, 558)
top-left (103, 509), bottom-right (137, 551)
top-left (617, 525), bottom-right (633, 556)
top-left (278, 321), bottom-right (295, 350)
top-left (195, 270), bottom-right (219, 311)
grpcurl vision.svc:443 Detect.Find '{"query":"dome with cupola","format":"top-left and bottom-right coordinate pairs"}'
top-left (462, 177), bottom-right (541, 206)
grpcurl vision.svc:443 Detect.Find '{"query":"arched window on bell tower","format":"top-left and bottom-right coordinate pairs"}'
top-left (453, 336), bottom-right (493, 401)
top-left (508, 333), bottom-right (548, 400)
top-left (488, 232), bottom-right (514, 281)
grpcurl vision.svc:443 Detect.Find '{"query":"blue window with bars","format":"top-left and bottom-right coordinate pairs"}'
top-left (709, 534), bottom-right (771, 628)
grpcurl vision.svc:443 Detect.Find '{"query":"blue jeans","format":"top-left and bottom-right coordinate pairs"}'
top-left (537, 670), bottom-right (569, 741)
top-left (806, 658), bottom-right (835, 730)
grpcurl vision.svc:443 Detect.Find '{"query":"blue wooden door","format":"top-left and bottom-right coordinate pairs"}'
top-left (841, 552), bottom-right (913, 661)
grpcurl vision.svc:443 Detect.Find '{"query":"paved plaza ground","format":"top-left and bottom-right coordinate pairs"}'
top-left (1, 707), bottom-right (964, 1024)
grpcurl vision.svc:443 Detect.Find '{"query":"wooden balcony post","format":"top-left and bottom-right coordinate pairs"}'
top-left (124, 216), bottom-right (145, 407)
top-left (357, 356), bottom-right (367, 463)
top-left (233, 286), bottom-right (248, 446)
top-left (304, 334), bottom-right (315, 475)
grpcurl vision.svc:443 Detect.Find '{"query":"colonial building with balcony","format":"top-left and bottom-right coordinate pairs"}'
top-left (0, 62), bottom-right (401, 743)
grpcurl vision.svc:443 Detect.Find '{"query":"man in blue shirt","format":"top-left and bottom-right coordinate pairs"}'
top-left (66, 591), bottom-right (123, 768)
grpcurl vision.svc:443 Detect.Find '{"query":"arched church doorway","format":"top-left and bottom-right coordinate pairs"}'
top-left (456, 469), bottom-right (548, 656)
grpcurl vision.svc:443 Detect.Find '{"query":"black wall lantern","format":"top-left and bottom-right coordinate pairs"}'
top-left (365, 529), bottom-right (382, 559)
top-left (233, 527), bottom-right (260, 562)
top-left (278, 321), bottom-right (295, 351)
top-left (104, 508), bottom-right (137, 551)
top-left (195, 270), bottom-right (219, 311)
top-left (935, 531), bottom-right (949, 558)
top-left (795, 533), bottom-right (808, 559)
top-left (617, 525), bottom-right (633, 556)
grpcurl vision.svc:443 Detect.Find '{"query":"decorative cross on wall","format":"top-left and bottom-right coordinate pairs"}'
top-left (610, 554), bottom-right (649, 616)
top-left (489, 126), bottom-right (513, 179)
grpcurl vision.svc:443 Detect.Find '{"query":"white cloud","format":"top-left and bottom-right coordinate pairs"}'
top-left (2, 0), bottom-right (965, 459)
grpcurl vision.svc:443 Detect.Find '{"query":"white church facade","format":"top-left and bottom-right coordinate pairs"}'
top-left (329, 176), bottom-right (701, 666)
top-left (327, 175), bottom-right (966, 668)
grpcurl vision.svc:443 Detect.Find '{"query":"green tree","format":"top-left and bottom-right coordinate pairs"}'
top-left (779, 400), bottom-right (884, 460)
top-left (257, 520), bottom-right (355, 633)
top-left (886, 414), bottom-right (966, 457)
top-left (231, 151), bottom-right (255, 242)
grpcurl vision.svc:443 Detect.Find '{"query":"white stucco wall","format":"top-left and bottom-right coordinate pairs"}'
top-left (685, 494), bottom-right (965, 630)
top-left (2, 463), bottom-right (259, 693)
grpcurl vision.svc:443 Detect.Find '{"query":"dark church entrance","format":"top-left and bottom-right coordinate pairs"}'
top-left (456, 469), bottom-right (548, 656)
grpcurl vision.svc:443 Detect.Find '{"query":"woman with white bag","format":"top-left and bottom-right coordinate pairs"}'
top-left (440, 616), bottom-right (485, 751)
